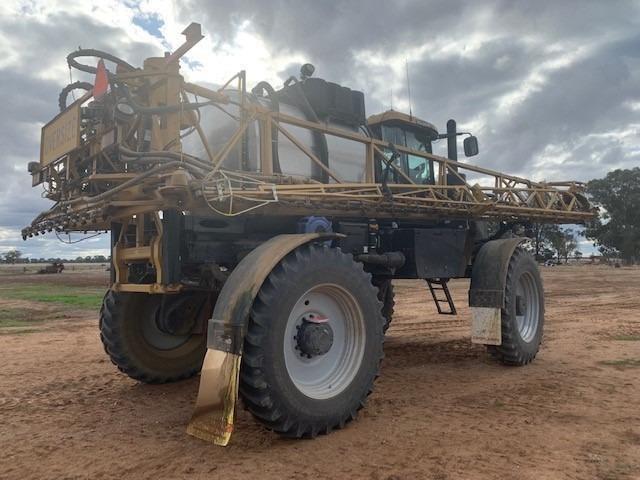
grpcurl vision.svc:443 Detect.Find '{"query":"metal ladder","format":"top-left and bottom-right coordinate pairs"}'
top-left (426, 278), bottom-right (457, 315)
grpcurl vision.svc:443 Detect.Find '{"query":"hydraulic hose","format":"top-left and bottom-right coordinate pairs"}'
top-left (58, 81), bottom-right (93, 111)
top-left (23, 159), bottom-right (206, 237)
top-left (59, 160), bottom-right (204, 209)
top-left (118, 146), bottom-right (212, 172)
top-left (118, 85), bottom-right (216, 114)
top-left (357, 252), bottom-right (406, 269)
top-left (67, 49), bottom-right (136, 76)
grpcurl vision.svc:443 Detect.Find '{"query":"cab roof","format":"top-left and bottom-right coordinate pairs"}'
top-left (367, 110), bottom-right (439, 139)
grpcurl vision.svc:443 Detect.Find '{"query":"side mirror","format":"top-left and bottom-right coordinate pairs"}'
top-left (463, 136), bottom-right (479, 157)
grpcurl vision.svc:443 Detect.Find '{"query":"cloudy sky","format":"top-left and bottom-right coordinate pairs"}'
top-left (0, 0), bottom-right (638, 259)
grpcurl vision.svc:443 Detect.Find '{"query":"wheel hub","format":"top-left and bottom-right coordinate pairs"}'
top-left (296, 316), bottom-right (334, 358)
top-left (284, 284), bottom-right (366, 399)
top-left (155, 294), bottom-right (199, 336)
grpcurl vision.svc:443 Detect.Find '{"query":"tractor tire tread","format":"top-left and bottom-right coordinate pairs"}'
top-left (487, 247), bottom-right (543, 366)
top-left (239, 244), bottom-right (384, 438)
top-left (99, 290), bottom-right (202, 384)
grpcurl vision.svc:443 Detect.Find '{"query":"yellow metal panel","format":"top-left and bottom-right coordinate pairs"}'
top-left (40, 102), bottom-right (81, 166)
top-left (119, 246), bottom-right (152, 261)
top-left (113, 283), bottom-right (182, 294)
top-left (113, 284), bottom-right (153, 293)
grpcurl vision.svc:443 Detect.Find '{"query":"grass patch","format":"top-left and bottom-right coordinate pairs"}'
top-left (0, 307), bottom-right (72, 334)
top-left (0, 308), bottom-right (44, 327)
top-left (0, 284), bottom-right (104, 310)
top-left (0, 283), bottom-right (104, 335)
top-left (0, 308), bottom-right (45, 335)
top-left (612, 334), bottom-right (640, 341)
top-left (599, 359), bottom-right (640, 369)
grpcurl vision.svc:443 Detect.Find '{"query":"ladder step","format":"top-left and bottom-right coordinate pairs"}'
top-left (425, 278), bottom-right (457, 315)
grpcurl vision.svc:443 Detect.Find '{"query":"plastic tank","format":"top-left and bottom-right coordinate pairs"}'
top-left (182, 87), bottom-right (367, 182)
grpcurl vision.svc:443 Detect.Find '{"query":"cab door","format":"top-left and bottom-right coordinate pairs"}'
top-left (374, 125), bottom-right (434, 185)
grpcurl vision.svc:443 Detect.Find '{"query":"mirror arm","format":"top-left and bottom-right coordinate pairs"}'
top-left (436, 131), bottom-right (472, 139)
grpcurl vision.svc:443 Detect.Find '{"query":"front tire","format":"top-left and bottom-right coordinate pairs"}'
top-left (99, 291), bottom-right (209, 383)
top-left (240, 245), bottom-right (385, 438)
top-left (488, 247), bottom-right (544, 365)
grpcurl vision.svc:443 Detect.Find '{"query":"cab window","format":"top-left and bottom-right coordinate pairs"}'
top-left (407, 155), bottom-right (431, 184)
top-left (378, 126), bottom-right (434, 185)
top-left (380, 147), bottom-right (402, 184)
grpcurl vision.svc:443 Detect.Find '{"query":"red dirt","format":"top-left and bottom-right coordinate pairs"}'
top-left (1, 265), bottom-right (639, 479)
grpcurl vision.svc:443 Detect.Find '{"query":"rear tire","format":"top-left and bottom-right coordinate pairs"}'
top-left (240, 245), bottom-right (385, 438)
top-left (99, 291), bottom-right (208, 383)
top-left (488, 248), bottom-right (544, 365)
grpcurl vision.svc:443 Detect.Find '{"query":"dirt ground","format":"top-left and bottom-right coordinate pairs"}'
top-left (1, 265), bottom-right (639, 480)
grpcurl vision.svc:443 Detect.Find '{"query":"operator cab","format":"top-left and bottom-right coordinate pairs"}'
top-left (367, 110), bottom-right (439, 185)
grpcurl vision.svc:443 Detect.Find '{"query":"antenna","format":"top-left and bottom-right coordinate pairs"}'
top-left (390, 87), bottom-right (393, 110)
top-left (405, 58), bottom-right (413, 119)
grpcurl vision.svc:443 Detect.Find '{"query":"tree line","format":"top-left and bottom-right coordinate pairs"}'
top-left (586, 167), bottom-right (639, 264)
top-left (0, 251), bottom-right (110, 264)
top-left (529, 224), bottom-right (581, 263)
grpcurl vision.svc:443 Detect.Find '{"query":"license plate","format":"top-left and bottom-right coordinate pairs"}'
top-left (40, 102), bottom-right (81, 166)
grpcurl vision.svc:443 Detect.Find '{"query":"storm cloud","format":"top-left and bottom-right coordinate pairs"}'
top-left (0, 0), bottom-right (638, 258)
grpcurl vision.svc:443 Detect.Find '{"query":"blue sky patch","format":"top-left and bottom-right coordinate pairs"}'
top-left (133, 13), bottom-right (165, 40)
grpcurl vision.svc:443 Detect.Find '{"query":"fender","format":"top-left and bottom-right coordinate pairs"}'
top-left (207, 232), bottom-right (343, 353)
top-left (468, 237), bottom-right (526, 345)
top-left (468, 237), bottom-right (527, 308)
top-left (187, 233), bottom-right (342, 446)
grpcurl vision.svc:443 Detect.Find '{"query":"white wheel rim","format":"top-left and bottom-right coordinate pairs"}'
top-left (283, 283), bottom-right (366, 400)
top-left (515, 271), bottom-right (540, 343)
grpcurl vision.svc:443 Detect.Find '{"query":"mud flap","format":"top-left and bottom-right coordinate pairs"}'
top-left (186, 349), bottom-right (240, 446)
top-left (468, 237), bottom-right (526, 346)
top-left (471, 307), bottom-right (501, 345)
top-left (187, 233), bottom-right (342, 446)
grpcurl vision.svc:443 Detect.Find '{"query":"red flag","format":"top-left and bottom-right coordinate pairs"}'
top-left (93, 59), bottom-right (109, 100)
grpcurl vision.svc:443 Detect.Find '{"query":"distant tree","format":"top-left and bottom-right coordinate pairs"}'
top-left (587, 167), bottom-right (640, 264)
top-left (540, 247), bottom-right (555, 261)
top-left (574, 250), bottom-right (583, 260)
top-left (528, 223), bottom-right (558, 260)
top-left (2, 249), bottom-right (23, 264)
top-left (15, 254), bottom-right (111, 264)
top-left (548, 228), bottom-right (578, 263)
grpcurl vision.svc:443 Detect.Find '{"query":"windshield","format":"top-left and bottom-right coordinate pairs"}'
top-left (381, 126), bottom-right (427, 151)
